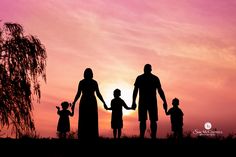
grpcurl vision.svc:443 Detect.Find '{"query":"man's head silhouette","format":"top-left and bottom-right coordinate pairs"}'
top-left (144, 64), bottom-right (152, 74)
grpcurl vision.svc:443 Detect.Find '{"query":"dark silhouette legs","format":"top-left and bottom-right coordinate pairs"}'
top-left (173, 128), bottom-right (183, 140)
top-left (150, 121), bottom-right (157, 139)
top-left (140, 120), bottom-right (157, 139)
top-left (140, 121), bottom-right (146, 139)
top-left (58, 132), bottom-right (67, 139)
top-left (118, 129), bottom-right (121, 139)
top-left (113, 129), bottom-right (121, 139)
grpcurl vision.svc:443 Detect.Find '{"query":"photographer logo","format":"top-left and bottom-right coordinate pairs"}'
top-left (204, 122), bottom-right (212, 130)
top-left (193, 122), bottom-right (223, 137)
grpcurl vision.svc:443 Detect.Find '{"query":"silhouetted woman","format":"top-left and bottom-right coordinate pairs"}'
top-left (73, 68), bottom-right (107, 140)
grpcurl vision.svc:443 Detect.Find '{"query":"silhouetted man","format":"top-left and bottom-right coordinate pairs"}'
top-left (132, 64), bottom-right (167, 139)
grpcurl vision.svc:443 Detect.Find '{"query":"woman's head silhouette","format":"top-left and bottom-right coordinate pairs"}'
top-left (84, 68), bottom-right (93, 79)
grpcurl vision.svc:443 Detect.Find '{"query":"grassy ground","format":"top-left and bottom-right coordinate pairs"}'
top-left (0, 137), bottom-right (235, 156)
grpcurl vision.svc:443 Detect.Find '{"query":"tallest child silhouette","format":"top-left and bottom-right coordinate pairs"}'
top-left (73, 68), bottom-right (107, 140)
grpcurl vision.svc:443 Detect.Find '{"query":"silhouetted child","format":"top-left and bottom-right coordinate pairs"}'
top-left (105, 89), bottom-right (133, 139)
top-left (56, 101), bottom-right (75, 139)
top-left (166, 98), bottom-right (184, 139)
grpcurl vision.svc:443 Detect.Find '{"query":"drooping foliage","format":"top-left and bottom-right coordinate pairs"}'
top-left (0, 22), bottom-right (47, 137)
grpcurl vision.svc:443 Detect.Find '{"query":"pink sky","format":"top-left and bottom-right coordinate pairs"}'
top-left (1, 0), bottom-right (236, 138)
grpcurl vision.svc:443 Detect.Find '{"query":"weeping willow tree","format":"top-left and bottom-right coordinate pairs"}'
top-left (0, 22), bottom-right (47, 138)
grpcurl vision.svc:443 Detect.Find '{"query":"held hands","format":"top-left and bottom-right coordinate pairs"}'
top-left (56, 106), bottom-right (60, 110)
top-left (71, 103), bottom-right (75, 110)
top-left (165, 109), bottom-right (168, 115)
top-left (103, 102), bottom-right (109, 110)
top-left (163, 102), bottom-right (167, 114)
top-left (131, 102), bottom-right (137, 110)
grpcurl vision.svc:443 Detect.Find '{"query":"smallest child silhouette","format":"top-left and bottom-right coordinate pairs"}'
top-left (166, 98), bottom-right (184, 139)
top-left (105, 89), bottom-right (133, 139)
top-left (56, 101), bottom-right (75, 139)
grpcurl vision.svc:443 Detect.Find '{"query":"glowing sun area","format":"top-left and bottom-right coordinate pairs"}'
top-left (102, 82), bottom-right (134, 116)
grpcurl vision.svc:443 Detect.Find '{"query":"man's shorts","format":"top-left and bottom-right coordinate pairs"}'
top-left (138, 103), bottom-right (158, 121)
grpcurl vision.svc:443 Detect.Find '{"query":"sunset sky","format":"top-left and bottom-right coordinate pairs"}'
top-left (1, 0), bottom-right (236, 138)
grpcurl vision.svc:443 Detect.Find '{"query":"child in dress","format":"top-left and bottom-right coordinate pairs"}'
top-left (56, 101), bottom-right (75, 139)
top-left (166, 98), bottom-right (184, 139)
top-left (105, 89), bottom-right (133, 139)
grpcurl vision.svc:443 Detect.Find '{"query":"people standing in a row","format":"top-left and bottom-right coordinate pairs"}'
top-left (56, 64), bottom-right (184, 140)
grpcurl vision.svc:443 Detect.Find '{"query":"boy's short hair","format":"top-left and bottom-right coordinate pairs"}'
top-left (113, 89), bottom-right (121, 97)
top-left (172, 98), bottom-right (179, 106)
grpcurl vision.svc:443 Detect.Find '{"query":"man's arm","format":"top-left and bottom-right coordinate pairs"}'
top-left (157, 87), bottom-right (167, 112)
top-left (132, 86), bottom-right (138, 109)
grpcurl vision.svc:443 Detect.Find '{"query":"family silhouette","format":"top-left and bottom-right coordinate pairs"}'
top-left (56, 64), bottom-right (184, 140)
